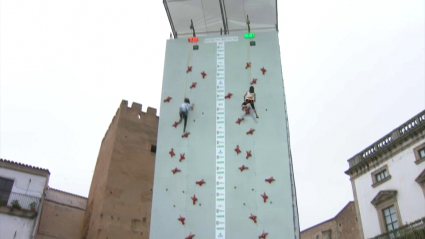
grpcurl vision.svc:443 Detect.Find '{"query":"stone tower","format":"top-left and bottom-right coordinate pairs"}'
top-left (82, 100), bottom-right (158, 239)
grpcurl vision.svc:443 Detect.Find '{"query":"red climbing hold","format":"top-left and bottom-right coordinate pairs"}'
top-left (246, 128), bottom-right (255, 135)
top-left (245, 107), bottom-right (250, 115)
top-left (172, 121), bottom-right (179, 128)
top-left (178, 215), bottom-right (185, 225)
top-left (239, 165), bottom-right (248, 172)
top-left (245, 62), bottom-right (251, 69)
top-left (249, 214), bottom-right (257, 223)
top-left (169, 148), bottom-right (175, 157)
top-left (191, 195), bottom-right (198, 205)
top-left (201, 71), bottom-right (207, 79)
top-left (190, 82), bottom-right (197, 89)
top-left (179, 153), bottom-right (185, 162)
top-left (261, 67), bottom-right (266, 75)
top-left (236, 118), bottom-right (244, 125)
top-left (235, 145), bottom-right (241, 155)
top-left (187, 66), bottom-right (192, 73)
top-left (185, 233), bottom-right (195, 239)
top-left (164, 96), bottom-right (172, 103)
top-left (196, 179), bottom-right (206, 186)
top-left (250, 78), bottom-right (257, 85)
top-left (265, 177), bottom-right (275, 184)
top-left (172, 167), bottom-right (181, 174)
top-left (261, 192), bottom-right (268, 203)
top-left (246, 150), bottom-right (252, 159)
top-left (182, 132), bottom-right (190, 138)
top-left (259, 231), bottom-right (269, 239)
top-left (225, 93), bottom-right (233, 99)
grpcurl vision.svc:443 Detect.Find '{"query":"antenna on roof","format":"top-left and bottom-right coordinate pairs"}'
top-left (190, 19), bottom-right (196, 37)
top-left (246, 15), bottom-right (251, 33)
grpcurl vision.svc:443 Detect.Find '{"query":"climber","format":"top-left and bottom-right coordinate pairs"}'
top-left (179, 98), bottom-right (194, 133)
top-left (241, 86), bottom-right (259, 118)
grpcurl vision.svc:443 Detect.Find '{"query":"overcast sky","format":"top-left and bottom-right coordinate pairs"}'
top-left (0, 0), bottom-right (424, 231)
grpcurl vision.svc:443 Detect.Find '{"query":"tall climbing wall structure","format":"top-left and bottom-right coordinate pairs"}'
top-left (150, 31), bottom-right (299, 239)
top-left (151, 1), bottom-right (299, 238)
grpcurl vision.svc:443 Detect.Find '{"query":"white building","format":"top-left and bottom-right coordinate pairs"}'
top-left (345, 110), bottom-right (425, 239)
top-left (0, 158), bottom-right (50, 239)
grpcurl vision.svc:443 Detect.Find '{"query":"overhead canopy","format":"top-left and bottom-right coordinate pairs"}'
top-left (163, 0), bottom-right (278, 38)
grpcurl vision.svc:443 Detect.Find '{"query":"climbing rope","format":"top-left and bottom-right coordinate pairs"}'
top-left (184, 44), bottom-right (192, 99)
top-left (247, 41), bottom-right (252, 86)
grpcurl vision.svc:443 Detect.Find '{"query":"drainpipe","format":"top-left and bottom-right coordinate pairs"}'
top-left (30, 173), bottom-right (50, 238)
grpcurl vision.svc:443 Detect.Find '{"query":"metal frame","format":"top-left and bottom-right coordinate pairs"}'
top-left (163, 0), bottom-right (177, 38)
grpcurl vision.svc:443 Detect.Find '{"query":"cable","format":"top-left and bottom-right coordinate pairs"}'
top-left (184, 44), bottom-right (192, 99)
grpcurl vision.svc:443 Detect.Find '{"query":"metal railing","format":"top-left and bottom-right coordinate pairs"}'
top-left (372, 217), bottom-right (425, 239)
top-left (0, 192), bottom-right (41, 211)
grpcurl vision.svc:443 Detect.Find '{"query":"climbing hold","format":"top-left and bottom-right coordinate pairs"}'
top-left (236, 118), bottom-right (244, 125)
top-left (239, 165), bottom-right (249, 172)
top-left (201, 71), bottom-right (207, 79)
top-left (246, 150), bottom-right (252, 159)
top-left (245, 107), bottom-right (250, 115)
top-left (182, 132), bottom-right (190, 138)
top-left (246, 128), bottom-right (255, 135)
top-left (265, 177), bottom-right (275, 184)
top-left (179, 153), bottom-right (185, 162)
top-left (245, 62), bottom-right (251, 69)
top-left (186, 66), bottom-right (192, 73)
top-left (235, 145), bottom-right (241, 155)
top-left (261, 192), bottom-right (268, 203)
top-left (190, 82), bottom-right (197, 89)
top-left (250, 78), bottom-right (257, 85)
top-left (261, 67), bottom-right (266, 75)
top-left (185, 233), bottom-right (195, 239)
top-left (225, 93), bottom-right (233, 99)
top-left (196, 179), bottom-right (206, 186)
top-left (178, 216), bottom-right (185, 225)
top-left (172, 121), bottom-right (179, 128)
top-left (259, 231), bottom-right (269, 239)
top-left (191, 195), bottom-right (198, 205)
top-left (249, 214), bottom-right (257, 223)
top-left (164, 96), bottom-right (172, 103)
top-left (171, 167), bottom-right (181, 174)
top-left (169, 148), bottom-right (175, 157)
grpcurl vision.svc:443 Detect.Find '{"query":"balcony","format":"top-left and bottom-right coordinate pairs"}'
top-left (371, 217), bottom-right (425, 239)
top-left (0, 192), bottom-right (41, 219)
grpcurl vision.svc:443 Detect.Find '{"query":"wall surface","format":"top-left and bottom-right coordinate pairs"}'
top-left (355, 138), bottom-right (425, 238)
top-left (82, 101), bottom-right (158, 239)
top-left (36, 189), bottom-right (87, 239)
top-left (0, 166), bottom-right (48, 239)
top-left (150, 32), bottom-right (299, 239)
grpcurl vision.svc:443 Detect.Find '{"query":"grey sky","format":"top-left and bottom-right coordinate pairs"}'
top-left (0, 0), bottom-right (424, 230)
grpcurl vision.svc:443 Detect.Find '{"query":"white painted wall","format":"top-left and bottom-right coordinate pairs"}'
top-left (354, 139), bottom-right (425, 238)
top-left (0, 166), bottom-right (48, 239)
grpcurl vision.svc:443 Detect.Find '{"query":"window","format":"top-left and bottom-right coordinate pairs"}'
top-left (383, 206), bottom-right (399, 232)
top-left (413, 143), bottom-right (425, 164)
top-left (415, 169), bottom-right (425, 198)
top-left (0, 177), bottom-right (14, 205)
top-left (150, 145), bottom-right (157, 153)
top-left (371, 190), bottom-right (403, 234)
top-left (372, 165), bottom-right (391, 188)
top-left (376, 170), bottom-right (389, 182)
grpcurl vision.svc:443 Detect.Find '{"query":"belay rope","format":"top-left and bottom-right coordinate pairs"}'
top-left (184, 44), bottom-right (193, 99)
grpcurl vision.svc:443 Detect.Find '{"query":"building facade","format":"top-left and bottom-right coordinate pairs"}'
top-left (0, 158), bottom-right (50, 239)
top-left (300, 201), bottom-right (359, 239)
top-left (345, 110), bottom-right (425, 238)
top-left (82, 100), bottom-right (158, 239)
top-left (35, 188), bottom-right (87, 239)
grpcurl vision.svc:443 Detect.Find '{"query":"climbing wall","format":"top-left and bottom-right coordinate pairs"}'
top-left (150, 31), bottom-right (300, 239)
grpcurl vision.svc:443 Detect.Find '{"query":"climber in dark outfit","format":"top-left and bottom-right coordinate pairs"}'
top-left (179, 98), bottom-right (194, 133)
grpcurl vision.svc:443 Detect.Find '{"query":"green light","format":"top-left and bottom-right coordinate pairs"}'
top-left (244, 33), bottom-right (255, 39)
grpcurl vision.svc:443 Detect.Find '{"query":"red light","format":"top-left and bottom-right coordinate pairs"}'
top-left (188, 37), bottom-right (198, 43)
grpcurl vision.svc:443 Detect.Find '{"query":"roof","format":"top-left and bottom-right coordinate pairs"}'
top-left (163, 0), bottom-right (278, 38)
top-left (300, 201), bottom-right (354, 233)
top-left (0, 158), bottom-right (50, 174)
top-left (49, 188), bottom-right (87, 199)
